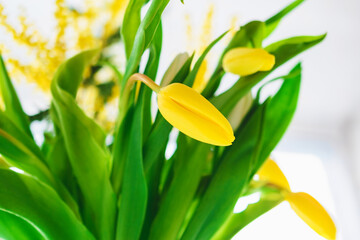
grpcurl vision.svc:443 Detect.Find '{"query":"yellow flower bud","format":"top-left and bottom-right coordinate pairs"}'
top-left (223, 47), bottom-right (275, 76)
top-left (285, 192), bottom-right (336, 240)
top-left (257, 158), bottom-right (291, 191)
top-left (157, 83), bottom-right (235, 146)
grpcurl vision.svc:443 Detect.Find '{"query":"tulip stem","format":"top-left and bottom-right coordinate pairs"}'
top-left (128, 73), bottom-right (161, 93)
top-left (118, 73), bottom-right (160, 126)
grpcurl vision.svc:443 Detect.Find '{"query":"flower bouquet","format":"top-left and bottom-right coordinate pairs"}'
top-left (0, 0), bottom-right (336, 239)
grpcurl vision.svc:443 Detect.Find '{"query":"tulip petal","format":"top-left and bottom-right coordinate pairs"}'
top-left (223, 47), bottom-right (275, 76)
top-left (259, 53), bottom-right (275, 71)
top-left (157, 83), bottom-right (234, 146)
top-left (286, 192), bottom-right (336, 240)
top-left (257, 158), bottom-right (291, 191)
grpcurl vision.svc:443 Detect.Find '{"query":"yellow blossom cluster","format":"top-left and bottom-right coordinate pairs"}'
top-left (0, 0), bottom-right (127, 91)
top-left (0, 0), bottom-right (127, 130)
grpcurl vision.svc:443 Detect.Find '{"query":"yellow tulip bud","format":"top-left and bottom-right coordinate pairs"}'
top-left (285, 192), bottom-right (336, 240)
top-left (223, 47), bottom-right (275, 76)
top-left (126, 74), bottom-right (235, 146)
top-left (157, 83), bottom-right (235, 146)
top-left (257, 158), bottom-right (291, 191)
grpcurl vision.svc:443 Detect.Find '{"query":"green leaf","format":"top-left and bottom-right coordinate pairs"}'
top-left (0, 111), bottom-right (43, 161)
top-left (0, 56), bottom-right (32, 138)
top-left (212, 34), bottom-right (326, 116)
top-left (122, 0), bottom-right (147, 59)
top-left (0, 169), bottom-right (95, 240)
top-left (180, 100), bottom-right (269, 240)
top-left (116, 91), bottom-right (147, 240)
top-left (143, 20), bottom-right (163, 140)
top-left (149, 142), bottom-right (211, 240)
top-left (0, 112), bottom-right (80, 218)
top-left (111, 106), bottom-right (135, 195)
top-left (265, 0), bottom-right (305, 37)
top-left (251, 63), bottom-right (302, 174)
top-left (44, 133), bottom-right (80, 201)
top-left (51, 49), bottom-right (117, 239)
top-left (122, 0), bottom-right (171, 88)
top-left (144, 21), bottom-right (163, 79)
top-left (183, 31), bottom-right (228, 87)
top-left (0, 210), bottom-right (46, 240)
top-left (122, 28), bottom-right (146, 89)
top-left (0, 116), bottom-right (53, 185)
top-left (140, 21), bottom-right (163, 239)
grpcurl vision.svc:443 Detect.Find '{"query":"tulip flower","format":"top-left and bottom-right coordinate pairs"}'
top-left (127, 73), bottom-right (235, 146)
top-left (257, 158), bottom-right (336, 240)
top-left (257, 158), bottom-right (290, 191)
top-left (223, 47), bottom-right (275, 76)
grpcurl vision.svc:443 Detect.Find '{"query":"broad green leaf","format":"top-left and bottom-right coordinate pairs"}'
top-left (116, 90), bottom-right (147, 240)
top-left (181, 64), bottom-right (301, 240)
top-left (149, 142), bottom-right (211, 240)
top-left (0, 156), bottom-right (8, 168)
top-left (202, 21), bottom-right (265, 98)
top-left (265, 0), bottom-right (305, 37)
top-left (0, 210), bottom-right (46, 240)
top-left (212, 34), bottom-right (325, 116)
top-left (0, 56), bottom-right (32, 138)
top-left (51, 49), bottom-right (117, 239)
top-left (111, 106), bottom-right (135, 195)
top-left (0, 169), bottom-right (94, 240)
top-left (140, 147), bottom-right (166, 240)
top-left (0, 121), bottom-right (53, 186)
top-left (0, 111), bottom-right (43, 161)
top-left (122, 0), bottom-right (147, 59)
top-left (0, 112), bottom-right (80, 217)
top-left (43, 133), bottom-right (80, 201)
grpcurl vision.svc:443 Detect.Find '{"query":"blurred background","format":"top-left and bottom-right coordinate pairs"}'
top-left (0, 0), bottom-right (359, 239)
top-left (161, 1), bottom-right (360, 239)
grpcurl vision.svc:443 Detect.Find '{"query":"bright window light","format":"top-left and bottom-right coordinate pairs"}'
top-left (234, 192), bottom-right (261, 214)
top-left (9, 167), bottom-right (25, 174)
